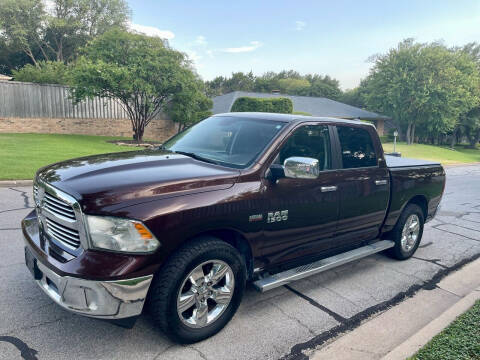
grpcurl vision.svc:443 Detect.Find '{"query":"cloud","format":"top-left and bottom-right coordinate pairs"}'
top-left (221, 41), bottom-right (262, 53)
top-left (185, 50), bottom-right (202, 63)
top-left (206, 50), bottom-right (214, 58)
top-left (295, 21), bottom-right (307, 31)
top-left (195, 35), bottom-right (207, 46)
top-left (129, 22), bottom-right (175, 40)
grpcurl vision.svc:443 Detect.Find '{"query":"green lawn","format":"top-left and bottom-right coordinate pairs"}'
top-left (410, 300), bottom-right (480, 360)
top-left (382, 142), bottom-right (480, 165)
top-left (0, 133), bottom-right (137, 180)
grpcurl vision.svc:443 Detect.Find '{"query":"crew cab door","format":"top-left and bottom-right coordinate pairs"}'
top-left (260, 124), bottom-right (339, 266)
top-left (332, 124), bottom-right (390, 245)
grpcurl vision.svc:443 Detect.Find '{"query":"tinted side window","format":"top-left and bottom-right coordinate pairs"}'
top-left (276, 125), bottom-right (331, 171)
top-left (337, 126), bottom-right (377, 168)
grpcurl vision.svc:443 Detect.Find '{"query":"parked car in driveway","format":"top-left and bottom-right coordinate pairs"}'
top-left (22, 112), bottom-right (445, 343)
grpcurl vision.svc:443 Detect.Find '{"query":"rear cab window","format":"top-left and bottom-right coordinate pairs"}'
top-left (337, 126), bottom-right (377, 168)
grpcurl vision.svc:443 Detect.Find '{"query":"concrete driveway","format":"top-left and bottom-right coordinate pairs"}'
top-left (1, 164), bottom-right (479, 360)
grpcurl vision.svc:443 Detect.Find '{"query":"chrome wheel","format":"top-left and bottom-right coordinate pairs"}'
top-left (401, 214), bottom-right (420, 252)
top-left (177, 260), bottom-right (235, 328)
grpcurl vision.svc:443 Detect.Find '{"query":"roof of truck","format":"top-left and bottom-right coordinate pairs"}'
top-left (213, 112), bottom-right (376, 127)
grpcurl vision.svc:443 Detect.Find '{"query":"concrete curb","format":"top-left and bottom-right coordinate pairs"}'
top-left (382, 288), bottom-right (480, 359)
top-left (0, 180), bottom-right (33, 187)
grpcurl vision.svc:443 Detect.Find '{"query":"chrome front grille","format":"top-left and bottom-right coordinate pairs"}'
top-left (33, 180), bottom-right (86, 258)
top-left (45, 218), bottom-right (80, 250)
top-left (44, 192), bottom-right (76, 220)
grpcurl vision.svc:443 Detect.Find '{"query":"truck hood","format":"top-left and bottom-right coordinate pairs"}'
top-left (37, 150), bottom-right (240, 213)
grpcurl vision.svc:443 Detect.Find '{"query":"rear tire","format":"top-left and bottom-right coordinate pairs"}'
top-left (387, 203), bottom-right (424, 260)
top-left (148, 237), bottom-right (246, 343)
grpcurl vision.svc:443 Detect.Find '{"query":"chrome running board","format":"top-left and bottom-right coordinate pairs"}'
top-left (253, 240), bottom-right (395, 292)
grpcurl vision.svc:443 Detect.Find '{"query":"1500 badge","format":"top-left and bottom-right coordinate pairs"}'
top-left (267, 210), bottom-right (288, 223)
top-left (249, 210), bottom-right (289, 223)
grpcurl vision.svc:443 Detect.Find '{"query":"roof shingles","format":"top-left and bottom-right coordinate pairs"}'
top-left (211, 91), bottom-right (390, 121)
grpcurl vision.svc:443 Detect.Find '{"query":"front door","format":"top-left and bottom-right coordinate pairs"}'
top-left (333, 124), bottom-right (390, 245)
top-left (260, 124), bottom-right (339, 267)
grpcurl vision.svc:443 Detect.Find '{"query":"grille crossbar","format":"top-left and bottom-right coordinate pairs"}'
top-left (44, 192), bottom-right (76, 220)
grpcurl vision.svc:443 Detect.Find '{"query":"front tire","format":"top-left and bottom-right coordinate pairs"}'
top-left (387, 203), bottom-right (424, 260)
top-left (148, 237), bottom-right (246, 343)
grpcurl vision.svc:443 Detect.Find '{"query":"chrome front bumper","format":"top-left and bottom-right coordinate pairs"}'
top-left (23, 214), bottom-right (153, 320)
top-left (31, 259), bottom-right (153, 319)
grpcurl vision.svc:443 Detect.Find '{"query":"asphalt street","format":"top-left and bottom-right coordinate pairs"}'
top-left (0, 164), bottom-right (479, 360)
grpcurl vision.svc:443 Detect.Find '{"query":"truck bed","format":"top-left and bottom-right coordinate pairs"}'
top-left (385, 155), bottom-right (440, 168)
top-left (383, 155), bottom-right (445, 232)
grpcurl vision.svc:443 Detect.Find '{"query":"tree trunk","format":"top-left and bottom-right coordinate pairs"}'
top-left (468, 129), bottom-right (480, 149)
top-left (406, 123), bottom-right (412, 145)
top-left (450, 127), bottom-right (458, 149)
top-left (411, 123), bottom-right (416, 144)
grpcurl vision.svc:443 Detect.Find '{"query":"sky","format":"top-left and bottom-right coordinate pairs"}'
top-left (127, 0), bottom-right (480, 90)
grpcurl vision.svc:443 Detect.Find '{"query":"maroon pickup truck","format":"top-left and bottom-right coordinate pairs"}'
top-left (22, 113), bottom-right (445, 343)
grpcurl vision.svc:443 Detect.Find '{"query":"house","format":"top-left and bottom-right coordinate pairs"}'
top-left (211, 91), bottom-right (393, 135)
top-left (0, 74), bottom-right (13, 81)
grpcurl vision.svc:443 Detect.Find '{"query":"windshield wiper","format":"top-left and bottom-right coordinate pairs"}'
top-left (173, 151), bottom-right (219, 165)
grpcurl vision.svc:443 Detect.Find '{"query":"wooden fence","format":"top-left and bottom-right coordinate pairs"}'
top-left (0, 80), bottom-right (132, 119)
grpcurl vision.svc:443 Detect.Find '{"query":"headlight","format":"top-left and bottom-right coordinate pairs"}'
top-left (86, 215), bottom-right (160, 253)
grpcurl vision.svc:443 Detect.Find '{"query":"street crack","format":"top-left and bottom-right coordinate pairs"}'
top-left (0, 336), bottom-right (38, 360)
top-left (284, 285), bottom-right (347, 324)
top-left (9, 188), bottom-right (32, 208)
top-left (412, 256), bottom-right (449, 270)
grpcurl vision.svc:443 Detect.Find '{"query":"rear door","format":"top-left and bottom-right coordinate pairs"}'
top-left (333, 124), bottom-right (390, 245)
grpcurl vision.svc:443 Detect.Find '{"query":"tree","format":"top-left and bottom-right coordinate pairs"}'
top-left (341, 86), bottom-right (367, 108)
top-left (363, 39), bottom-right (480, 144)
top-left (456, 43), bottom-right (480, 148)
top-left (167, 76), bottom-right (213, 133)
top-left (44, 0), bottom-right (130, 62)
top-left (0, 0), bottom-right (47, 67)
top-left (205, 70), bottom-right (343, 100)
top-left (70, 29), bottom-right (199, 142)
top-left (277, 78), bottom-right (310, 94)
top-left (0, 0), bottom-right (130, 71)
top-left (12, 61), bottom-right (71, 84)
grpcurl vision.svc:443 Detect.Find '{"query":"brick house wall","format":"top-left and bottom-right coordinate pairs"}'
top-left (0, 117), bottom-right (178, 141)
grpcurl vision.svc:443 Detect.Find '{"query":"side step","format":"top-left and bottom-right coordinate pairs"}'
top-left (253, 240), bottom-right (395, 292)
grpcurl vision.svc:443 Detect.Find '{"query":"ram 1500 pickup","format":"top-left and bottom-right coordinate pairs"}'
top-left (22, 112), bottom-right (445, 343)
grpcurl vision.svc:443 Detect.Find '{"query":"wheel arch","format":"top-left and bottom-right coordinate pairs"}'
top-left (189, 229), bottom-right (255, 280)
top-left (406, 195), bottom-right (428, 220)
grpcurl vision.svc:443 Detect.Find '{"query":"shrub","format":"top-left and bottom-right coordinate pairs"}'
top-left (231, 97), bottom-right (293, 114)
top-left (292, 111), bottom-right (312, 116)
top-left (12, 61), bottom-right (71, 85)
top-left (379, 135), bottom-right (392, 143)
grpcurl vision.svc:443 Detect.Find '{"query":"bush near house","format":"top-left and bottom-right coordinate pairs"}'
top-left (231, 97), bottom-right (293, 114)
top-left (292, 111), bottom-right (312, 116)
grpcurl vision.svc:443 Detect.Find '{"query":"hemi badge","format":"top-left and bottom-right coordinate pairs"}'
top-left (249, 214), bottom-right (263, 222)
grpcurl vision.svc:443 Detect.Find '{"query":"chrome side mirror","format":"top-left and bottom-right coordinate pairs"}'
top-left (283, 157), bottom-right (319, 179)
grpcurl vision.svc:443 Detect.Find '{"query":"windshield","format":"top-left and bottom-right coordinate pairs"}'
top-left (162, 116), bottom-right (286, 168)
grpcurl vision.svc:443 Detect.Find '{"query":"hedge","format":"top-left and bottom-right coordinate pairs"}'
top-left (231, 97), bottom-right (293, 114)
top-left (292, 111), bottom-right (312, 116)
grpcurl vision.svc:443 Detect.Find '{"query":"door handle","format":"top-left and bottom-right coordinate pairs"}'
top-left (375, 180), bottom-right (388, 185)
top-left (321, 186), bottom-right (337, 192)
